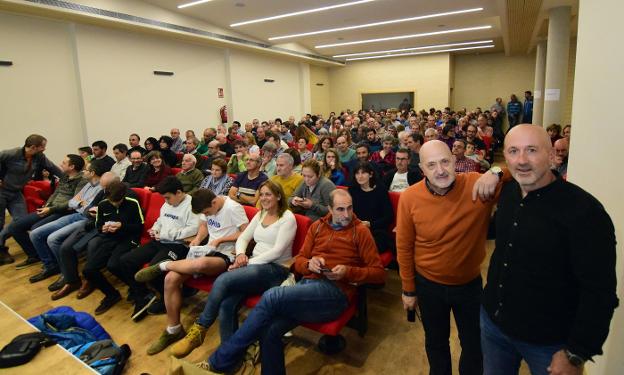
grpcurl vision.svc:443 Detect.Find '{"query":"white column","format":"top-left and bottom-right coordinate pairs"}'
top-left (568, 0), bottom-right (624, 374)
top-left (532, 40), bottom-right (547, 125)
top-left (542, 6), bottom-right (571, 127)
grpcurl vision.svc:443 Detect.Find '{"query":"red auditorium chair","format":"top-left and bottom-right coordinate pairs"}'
top-left (171, 167), bottom-right (183, 176)
top-left (23, 180), bottom-right (53, 213)
top-left (130, 188), bottom-right (151, 213)
top-left (140, 192), bottom-right (165, 245)
top-left (175, 152), bottom-right (184, 163)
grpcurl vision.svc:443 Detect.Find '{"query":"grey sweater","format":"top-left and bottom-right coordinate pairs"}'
top-left (289, 176), bottom-right (336, 222)
top-left (0, 147), bottom-right (62, 192)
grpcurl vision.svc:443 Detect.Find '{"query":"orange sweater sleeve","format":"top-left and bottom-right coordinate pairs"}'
top-left (344, 225), bottom-right (386, 285)
top-left (396, 188), bottom-right (417, 293)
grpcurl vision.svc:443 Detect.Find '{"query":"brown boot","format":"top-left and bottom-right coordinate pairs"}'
top-left (76, 280), bottom-right (94, 299)
top-left (51, 282), bottom-right (81, 301)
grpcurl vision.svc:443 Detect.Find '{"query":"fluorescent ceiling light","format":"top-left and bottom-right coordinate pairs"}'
top-left (230, 0), bottom-right (374, 27)
top-left (316, 25), bottom-right (492, 48)
top-left (269, 7), bottom-right (483, 41)
top-left (345, 44), bottom-right (495, 61)
top-left (178, 0), bottom-right (216, 9)
top-left (333, 40), bottom-right (493, 58)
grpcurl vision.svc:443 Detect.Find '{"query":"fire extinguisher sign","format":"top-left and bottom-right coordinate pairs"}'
top-left (218, 88), bottom-right (224, 98)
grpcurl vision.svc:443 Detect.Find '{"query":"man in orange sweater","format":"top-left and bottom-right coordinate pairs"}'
top-left (204, 189), bottom-right (386, 373)
top-left (396, 140), bottom-right (506, 375)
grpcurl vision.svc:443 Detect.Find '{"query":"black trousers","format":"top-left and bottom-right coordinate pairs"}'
top-left (82, 235), bottom-right (135, 298)
top-left (416, 272), bottom-right (483, 375)
top-left (118, 240), bottom-right (189, 298)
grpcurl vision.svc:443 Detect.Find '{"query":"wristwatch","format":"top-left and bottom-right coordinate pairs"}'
top-left (564, 350), bottom-right (586, 367)
top-left (402, 290), bottom-right (417, 297)
top-left (489, 166), bottom-right (503, 178)
top-left (236, 191), bottom-right (241, 200)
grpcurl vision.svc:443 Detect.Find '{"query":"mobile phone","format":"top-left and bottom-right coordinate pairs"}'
top-left (320, 267), bottom-right (332, 274)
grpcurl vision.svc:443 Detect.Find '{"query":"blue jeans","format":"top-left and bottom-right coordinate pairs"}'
top-left (29, 213), bottom-right (86, 270)
top-left (0, 189), bottom-right (27, 246)
top-left (209, 278), bottom-right (349, 375)
top-left (6, 212), bottom-right (65, 259)
top-left (480, 307), bottom-right (563, 375)
top-left (197, 263), bottom-right (289, 342)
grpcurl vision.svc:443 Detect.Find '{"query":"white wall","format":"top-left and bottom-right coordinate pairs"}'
top-left (0, 12), bottom-right (84, 164)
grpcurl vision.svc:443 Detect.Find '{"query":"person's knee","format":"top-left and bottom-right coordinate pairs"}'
top-left (164, 271), bottom-right (184, 289)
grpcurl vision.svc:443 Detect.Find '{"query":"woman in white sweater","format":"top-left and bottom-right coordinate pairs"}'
top-left (170, 180), bottom-right (296, 358)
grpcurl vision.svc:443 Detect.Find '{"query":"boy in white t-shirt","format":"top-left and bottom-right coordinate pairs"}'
top-left (135, 189), bottom-right (249, 355)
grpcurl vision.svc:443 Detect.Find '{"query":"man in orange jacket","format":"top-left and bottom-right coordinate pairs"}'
top-left (204, 189), bottom-right (386, 374)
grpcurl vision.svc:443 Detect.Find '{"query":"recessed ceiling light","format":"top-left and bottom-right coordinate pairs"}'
top-left (177, 0), bottom-right (216, 9)
top-left (345, 45), bottom-right (495, 61)
top-left (316, 25), bottom-right (492, 48)
top-left (230, 0), bottom-right (375, 27)
top-left (268, 7), bottom-right (483, 41)
top-left (333, 40), bottom-right (494, 58)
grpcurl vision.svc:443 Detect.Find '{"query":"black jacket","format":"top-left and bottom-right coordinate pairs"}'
top-left (95, 195), bottom-right (144, 241)
top-left (123, 163), bottom-right (150, 188)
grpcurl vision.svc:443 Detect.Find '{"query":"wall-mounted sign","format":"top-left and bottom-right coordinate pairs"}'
top-left (218, 88), bottom-right (224, 98)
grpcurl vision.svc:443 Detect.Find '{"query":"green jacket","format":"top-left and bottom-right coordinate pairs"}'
top-left (176, 168), bottom-right (204, 195)
top-left (227, 154), bottom-right (248, 174)
top-left (46, 173), bottom-right (88, 214)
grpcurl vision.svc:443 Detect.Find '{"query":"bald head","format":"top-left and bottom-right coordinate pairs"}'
top-left (420, 140), bottom-right (453, 161)
top-left (100, 172), bottom-right (119, 190)
top-left (505, 124), bottom-right (552, 150)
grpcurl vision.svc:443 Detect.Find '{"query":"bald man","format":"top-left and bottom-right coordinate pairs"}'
top-left (480, 125), bottom-right (617, 375)
top-left (396, 140), bottom-right (508, 375)
top-left (552, 137), bottom-right (569, 179)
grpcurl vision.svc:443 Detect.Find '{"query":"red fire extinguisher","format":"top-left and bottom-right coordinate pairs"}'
top-left (220, 105), bottom-right (228, 124)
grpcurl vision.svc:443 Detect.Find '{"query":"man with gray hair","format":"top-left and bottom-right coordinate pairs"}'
top-left (176, 154), bottom-right (203, 194)
top-left (259, 142), bottom-right (277, 178)
top-left (269, 153), bottom-right (303, 201)
top-left (170, 128), bottom-right (184, 153)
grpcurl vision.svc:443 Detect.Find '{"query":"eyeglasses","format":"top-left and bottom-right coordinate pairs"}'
top-left (396, 157), bottom-right (409, 161)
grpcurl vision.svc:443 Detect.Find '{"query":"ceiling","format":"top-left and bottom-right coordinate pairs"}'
top-left (138, 0), bottom-right (578, 62)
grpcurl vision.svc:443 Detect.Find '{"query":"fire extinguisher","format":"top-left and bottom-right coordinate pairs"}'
top-left (220, 105), bottom-right (228, 124)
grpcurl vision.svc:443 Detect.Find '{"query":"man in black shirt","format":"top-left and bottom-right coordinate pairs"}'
top-left (123, 151), bottom-right (150, 188)
top-left (90, 140), bottom-right (115, 172)
top-left (481, 125), bottom-right (618, 375)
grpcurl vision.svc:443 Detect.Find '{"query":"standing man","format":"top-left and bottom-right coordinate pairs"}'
top-left (481, 125), bottom-right (618, 375)
top-left (506, 94), bottom-right (523, 131)
top-left (396, 140), bottom-right (505, 375)
top-left (523, 91), bottom-right (533, 124)
top-left (170, 128), bottom-right (185, 153)
top-left (0, 134), bottom-right (62, 264)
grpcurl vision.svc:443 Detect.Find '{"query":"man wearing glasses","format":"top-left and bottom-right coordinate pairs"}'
top-left (383, 148), bottom-right (422, 192)
top-left (228, 153), bottom-right (267, 207)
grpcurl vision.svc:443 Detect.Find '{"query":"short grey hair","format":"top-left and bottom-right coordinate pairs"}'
top-left (276, 153), bottom-right (294, 166)
top-left (183, 154), bottom-right (197, 165)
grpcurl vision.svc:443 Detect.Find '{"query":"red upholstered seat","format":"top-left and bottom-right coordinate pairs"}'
top-left (171, 167), bottom-right (182, 175)
top-left (23, 184), bottom-right (44, 213)
top-left (140, 192), bottom-right (165, 245)
top-left (175, 152), bottom-right (184, 163)
top-left (243, 205), bottom-right (259, 221)
top-left (130, 188), bottom-right (151, 213)
top-left (302, 295), bottom-right (358, 335)
top-left (336, 185), bottom-right (347, 190)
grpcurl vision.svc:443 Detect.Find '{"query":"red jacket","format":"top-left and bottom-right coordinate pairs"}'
top-left (293, 213), bottom-right (386, 299)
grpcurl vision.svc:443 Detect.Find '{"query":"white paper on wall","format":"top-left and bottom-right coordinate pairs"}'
top-left (545, 89), bottom-right (560, 101)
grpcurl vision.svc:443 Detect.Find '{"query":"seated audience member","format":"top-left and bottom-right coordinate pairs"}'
top-left (170, 180), bottom-right (296, 358)
top-left (120, 177), bottom-right (199, 322)
top-left (312, 136), bottom-right (333, 162)
top-left (290, 159), bottom-right (336, 221)
top-left (170, 128), bottom-right (185, 153)
top-left (78, 181), bottom-right (144, 314)
top-left (228, 123), bottom-right (244, 142)
top-left (322, 149), bottom-right (346, 186)
top-left (398, 130), bottom-right (410, 149)
top-left (78, 147), bottom-right (93, 164)
top-left (134, 189), bottom-right (248, 355)
top-left (476, 114), bottom-right (494, 139)
top-left (366, 128), bottom-right (383, 153)
top-left (144, 151), bottom-right (173, 191)
top-left (296, 137), bottom-right (313, 162)
top-left (283, 148), bottom-right (302, 174)
top-left (27, 164), bottom-right (105, 283)
top-left (336, 135), bottom-right (356, 164)
top-left (197, 127), bottom-right (217, 155)
top-left (453, 139), bottom-right (480, 173)
top-left (128, 133), bottom-right (146, 156)
top-left (110, 143), bottom-right (131, 180)
top-left (200, 159), bottom-right (233, 196)
top-left (552, 137), bottom-right (569, 179)
top-left (90, 140), bottom-right (115, 172)
top-left (464, 124), bottom-right (486, 152)
top-left (228, 153), bottom-right (268, 207)
top-left (254, 126), bottom-right (268, 149)
top-left (259, 142), bottom-right (277, 178)
top-left (159, 136), bottom-right (178, 167)
top-left (144, 137), bottom-right (159, 154)
top-left (176, 154), bottom-right (204, 194)
top-left (269, 153), bottom-right (303, 201)
top-left (50, 173), bottom-right (124, 300)
top-left (123, 150), bottom-right (150, 188)
top-left (424, 128), bottom-right (438, 143)
top-left (562, 124), bottom-right (571, 140)
top-left (349, 162), bottom-right (393, 252)
top-left (203, 189), bottom-right (385, 374)
top-left (370, 135), bottom-right (397, 175)
top-left (383, 148), bottom-right (423, 192)
top-left (406, 132), bottom-right (423, 171)
top-left (346, 143), bottom-right (381, 181)
top-left (184, 137), bottom-right (200, 156)
top-left (465, 141), bottom-right (491, 172)
top-left (266, 131), bottom-right (288, 154)
top-left (185, 130), bottom-right (196, 140)
top-left (226, 140), bottom-right (248, 174)
top-left (216, 134), bottom-right (234, 157)
top-left (278, 121), bottom-right (293, 143)
top-left (7, 154), bottom-right (86, 268)
top-left (439, 124), bottom-right (456, 150)
top-left (547, 123), bottom-right (563, 145)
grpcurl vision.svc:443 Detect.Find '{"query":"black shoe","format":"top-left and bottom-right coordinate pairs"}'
top-left (47, 276), bottom-right (66, 292)
top-left (15, 257), bottom-right (40, 270)
top-left (147, 298), bottom-right (166, 315)
top-left (95, 294), bottom-right (122, 315)
top-left (29, 267), bottom-right (60, 283)
top-left (0, 247), bottom-right (14, 265)
top-left (131, 294), bottom-right (157, 322)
